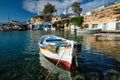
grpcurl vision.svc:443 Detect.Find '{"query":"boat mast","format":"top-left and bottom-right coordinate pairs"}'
top-left (8, 15), bottom-right (10, 26)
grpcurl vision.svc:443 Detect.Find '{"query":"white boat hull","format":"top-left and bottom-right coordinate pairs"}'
top-left (77, 29), bottom-right (101, 34)
top-left (38, 35), bottom-right (75, 70)
top-left (39, 42), bottom-right (73, 70)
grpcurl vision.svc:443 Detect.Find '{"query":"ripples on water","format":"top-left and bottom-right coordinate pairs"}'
top-left (0, 30), bottom-right (120, 80)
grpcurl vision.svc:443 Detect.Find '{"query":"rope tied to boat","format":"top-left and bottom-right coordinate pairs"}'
top-left (45, 41), bottom-right (74, 80)
top-left (45, 47), bottom-right (67, 80)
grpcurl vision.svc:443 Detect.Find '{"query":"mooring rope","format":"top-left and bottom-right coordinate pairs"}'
top-left (45, 44), bottom-right (70, 80)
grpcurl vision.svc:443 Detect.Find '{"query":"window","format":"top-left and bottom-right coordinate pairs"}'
top-left (92, 24), bottom-right (98, 29)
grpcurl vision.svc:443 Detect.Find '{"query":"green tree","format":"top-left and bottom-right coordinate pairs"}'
top-left (42, 2), bottom-right (55, 15)
top-left (71, 16), bottom-right (84, 27)
top-left (72, 2), bottom-right (82, 15)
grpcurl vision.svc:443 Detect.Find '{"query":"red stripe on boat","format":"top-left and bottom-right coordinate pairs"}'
top-left (65, 46), bottom-right (71, 48)
top-left (44, 55), bottom-right (71, 70)
top-left (40, 47), bottom-right (47, 50)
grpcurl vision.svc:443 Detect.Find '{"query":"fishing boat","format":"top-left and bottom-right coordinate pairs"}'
top-left (77, 29), bottom-right (101, 34)
top-left (38, 35), bottom-right (80, 70)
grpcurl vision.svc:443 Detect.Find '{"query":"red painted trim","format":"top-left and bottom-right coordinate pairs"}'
top-left (43, 55), bottom-right (71, 70)
top-left (40, 47), bottom-right (47, 50)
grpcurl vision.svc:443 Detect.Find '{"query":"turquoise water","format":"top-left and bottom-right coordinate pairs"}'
top-left (0, 30), bottom-right (120, 80)
top-left (0, 31), bottom-right (45, 80)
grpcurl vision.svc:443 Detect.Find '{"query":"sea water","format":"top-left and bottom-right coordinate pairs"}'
top-left (0, 30), bottom-right (120, 80)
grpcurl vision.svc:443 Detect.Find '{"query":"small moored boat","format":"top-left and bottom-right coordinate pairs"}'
top-left (38, 35), bottom-right (80, 70)
top-left (77, 29), bottom-right (101, 34)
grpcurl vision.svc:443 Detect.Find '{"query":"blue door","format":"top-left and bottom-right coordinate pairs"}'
top-left (116, 23), bottom-right (120, 30)
top-left (39, 25), bottom-right (44, 30)
top-left (103, 23), bottom-right (107, 30)
top-left (31, 25), bottom-right (35, 29)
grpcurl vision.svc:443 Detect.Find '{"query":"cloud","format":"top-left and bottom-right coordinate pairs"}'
top-left (23, 0), bottom-right (80, 14)
top-left (23, 0), bottom-right (118, 14)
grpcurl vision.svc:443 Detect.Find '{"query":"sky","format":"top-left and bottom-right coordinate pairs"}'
top-left (0, 0), bottom-right (119, 23)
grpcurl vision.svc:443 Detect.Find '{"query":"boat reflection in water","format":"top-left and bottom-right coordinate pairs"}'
top-left (39, 53), bottom-right (71, 80)
top-left (39, 52), bottom-right (83, 80)
top-left (39, 53), bottom-right (74, 80)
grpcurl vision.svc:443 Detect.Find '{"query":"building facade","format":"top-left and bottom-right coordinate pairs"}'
top-left (83, 2), bottom-right (120, 31)
top-left (29, 16), bottom-right (44, 30)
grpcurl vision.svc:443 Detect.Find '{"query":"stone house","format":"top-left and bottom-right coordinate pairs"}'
top-left (30, 16), bottom-right (43, 25)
